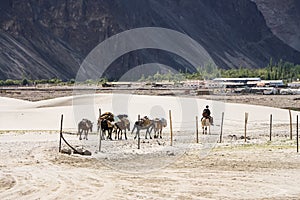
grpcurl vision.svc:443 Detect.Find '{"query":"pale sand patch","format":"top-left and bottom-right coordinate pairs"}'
top-left (0, 131), bottom-right (300, 199)
top-left (0, 94), bottom-right (300, 199)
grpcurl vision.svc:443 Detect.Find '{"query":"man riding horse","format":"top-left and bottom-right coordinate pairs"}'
top-left (201, 105), bottom-right (213, 125)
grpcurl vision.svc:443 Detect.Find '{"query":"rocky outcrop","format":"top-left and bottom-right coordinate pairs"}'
top-left (253, 0), bottom-right (300, 51)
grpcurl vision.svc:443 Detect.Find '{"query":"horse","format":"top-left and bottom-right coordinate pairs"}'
top-left (99, 119), bottom-right (115, 140)
top-left (201, 117), bottom-right (211, 135)
top-left (78, 119), bottom-right (93, 140)
top-left (114, 116), bottom-right (130, 140)
top-left (97, 112), bottom-right (115, 140)
top-left (97, 112), bottom-right (114, 132)
top-left (131, 117), bottom-right (154, 139)
top-left (152, 118), bottom-right (167, 139)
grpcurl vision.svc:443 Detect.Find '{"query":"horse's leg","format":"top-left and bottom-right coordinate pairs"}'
top-left (104, 130), bottom-right (107, 140)
top-left (152, 125), bottom-right (157, 138)
top-left (154, 127), bottom-right (158, 139)
top-left (135, 129), bottom-right (140, 140)
top-left (116, 127), bottom-right (120, 140)
top-left (111, 128), bottom-right (114, 140)
top-left (150, 125), bottom-right (154, 139)
top-left (157, 124), bottom-right (161, 138)
top-left (77, 125), bottom-right (80, 136)
top-left (114, 128), bottom-right (117, 140)
top-left (124, 129), bottom-right (127, 140)
top-left (101, 130), bottom-right (105, 140)
top-left (120, 127), bottom-right (124, 140)
top-left (108, 128), bottom-right (112, 140)
top-left (120, 128), bottom-right (124, 140)
top-left (105, 130), bottom-right (108, 140)
top-left (106, 129), bottom-right (110, 140)
top-left (145, 128), bottom-right (148, 139)
top-left (116, 128), bottom-right (119, 140)
top-left (118, 128), bottom-right (122, 140)
top-left (131, 125), bottom-right (136, 135)
top-left (159, 128), bottom-right (162, 139)
top-left (146, 126), bottom-right (152, 139)
top-left (201, 119), bottom-right (205, 135)
top-left (133, 126), bottom-right (138, 139)
top-left (79, 129), bottom-right (82, 140)
top-left (105, 130), bottom-right (109, 140)
top-left (79, 129), bottom-right (83, 140)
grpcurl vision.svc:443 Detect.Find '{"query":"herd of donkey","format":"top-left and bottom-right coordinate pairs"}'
top-left (77, 111), bottom-right (213, 141)
top-left (77, 112), bottom-right (168, 141)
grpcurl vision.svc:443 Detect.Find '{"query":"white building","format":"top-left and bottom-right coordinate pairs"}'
top-left (288, 82), bottom-right (300, 88)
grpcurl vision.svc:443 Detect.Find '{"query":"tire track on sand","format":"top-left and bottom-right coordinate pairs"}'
top-left (0, 164), bottom-right (117, 199)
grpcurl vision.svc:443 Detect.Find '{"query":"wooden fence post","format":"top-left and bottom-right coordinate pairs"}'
top-left (270, 114), bottom-right (272, 141)
top-left (219, 112), bottom-right (224, 143)
top-left (98, 109), bottom-right (102, 152)
top-left (297, 115), bottom-right (299, 153)
top-left (289, 109), bottom-right (293, 140)
top-left (138, 114), bottom-right (140, 149)
top-left (244, 112), bottom-right (248, 143)
top-left (169, 110), bottom-right (173, 146)
top-left (59, 114), bottom-right (63, 152)
top-left (196, 116), bottom-right (199, 143)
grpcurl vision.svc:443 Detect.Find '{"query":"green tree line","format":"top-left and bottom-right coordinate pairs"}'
top-left (139, 60), bottom-right (300, 82)
top-left (0, 78), bottom-right (64, 86)
top-left (1, 60), bottom-right (299, 86)
top-left (220, 59), bottom-right (300, 82)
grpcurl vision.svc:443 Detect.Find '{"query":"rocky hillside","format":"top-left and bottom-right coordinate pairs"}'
top-left (254, 0), bottom-right (300, 52)
top-left (1, 0), bottom-right (300, 80)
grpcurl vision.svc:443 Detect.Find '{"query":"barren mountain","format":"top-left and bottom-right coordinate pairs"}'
top-left (1, 0), bottom-right (300, 80)
top-left (254, 0), bottom-right (300, 52)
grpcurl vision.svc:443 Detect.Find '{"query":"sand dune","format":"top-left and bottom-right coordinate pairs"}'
top-left (0, 94), bottom-right (300, 199)
top-left (1, 94), bottom-right (298, 131)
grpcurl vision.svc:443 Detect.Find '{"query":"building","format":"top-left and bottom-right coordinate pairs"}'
top-left (181, 80), bottom-right (205, 88)
top-left (212, 78), bottom-right (261, 88)
top-left (213, 78), bottom-right (261, 83)
top-left (247, 80), bottom-right (284, 87)
top-left (288, 82), bottom-right (300, 88)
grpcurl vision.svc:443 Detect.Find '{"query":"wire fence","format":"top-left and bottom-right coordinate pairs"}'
top-left (59, 111), bottom-right (299, 154)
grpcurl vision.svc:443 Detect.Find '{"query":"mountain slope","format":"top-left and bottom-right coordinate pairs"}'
top-left (1, 0), bottom-right (300, 80)
top-left (254, 0), bottom-right (300, 52)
